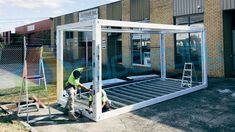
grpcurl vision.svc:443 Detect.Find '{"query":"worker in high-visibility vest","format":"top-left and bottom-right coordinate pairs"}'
top-left (64, 67), bottom-right (90, 120)
top-left (88, 85), bottom-right (111, 113)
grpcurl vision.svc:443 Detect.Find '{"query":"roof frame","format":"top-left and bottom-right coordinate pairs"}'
top-left (57, 19), bottom-right (204, 33)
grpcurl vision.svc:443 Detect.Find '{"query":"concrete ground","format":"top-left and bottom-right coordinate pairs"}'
top-left (31, 78), bottom-right (235, 132)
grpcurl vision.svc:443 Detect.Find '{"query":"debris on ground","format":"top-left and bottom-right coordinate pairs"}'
top-left (217, 89), bottom-right (232, 94)
top-left (30, 96), bottom-right (47, 108)
top-left (232, 93), bottom-right (235, 98)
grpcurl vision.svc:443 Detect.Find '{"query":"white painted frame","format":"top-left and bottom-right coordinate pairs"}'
top-left (56, 19), bottom-right (207, 122)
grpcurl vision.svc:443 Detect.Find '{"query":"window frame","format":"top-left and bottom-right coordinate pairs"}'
top-left (174, 14), bottom-right (204, 70)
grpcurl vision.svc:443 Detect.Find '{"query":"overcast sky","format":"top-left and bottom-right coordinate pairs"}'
top-left (0, 0), bottom-right (119, 33)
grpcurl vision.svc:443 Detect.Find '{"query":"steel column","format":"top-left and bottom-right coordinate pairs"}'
top-left (202, 31), bottom-right (208, 86)
top-left (160, 34), bottom-right (166, 79)
top-left (92, 20), bottom-right (102, 121)
top-left (56, 29), bottom-right (64, 100)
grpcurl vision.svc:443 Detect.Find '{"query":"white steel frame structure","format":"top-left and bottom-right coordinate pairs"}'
top-left (56, 19), bottom-right (207, 122)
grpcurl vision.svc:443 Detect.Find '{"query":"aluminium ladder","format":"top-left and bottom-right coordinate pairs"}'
top-left (17, 37), bottom-right (51, 123)
top-left (181, 62), bottom-right (194, 88)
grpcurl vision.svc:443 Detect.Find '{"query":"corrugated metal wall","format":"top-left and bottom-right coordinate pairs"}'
top-left (173, 0), bottom-right (204, 16)
top-left (107, 1), bottom-right (122, 20)
top-left (130, 0), bottom-right (150, 21)
top-left (222, 0), bottom-right (235, 10)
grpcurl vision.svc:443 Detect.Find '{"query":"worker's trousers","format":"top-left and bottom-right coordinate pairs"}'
top-left (65, 85), bottom-right (77, 114)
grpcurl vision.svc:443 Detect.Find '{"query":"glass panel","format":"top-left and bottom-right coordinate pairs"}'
top-left (190, 14), bottom-right (204, 24)
top-left (141, 34), bottom-right (151, 66)
top-left (175, 33), bottom-right (190, 69)
top-left (190, 32), bottom-right (202, 70)
top-left (132, 34), bottom-right (141, 64)
top-left (175, 15), bottom-right (204, 70)
top-left (81, 32), bottom-right (92, 42)
top-left (175, 16), bottom-right (189, 25)
top-left (132, 33), bottom-right (151, 66)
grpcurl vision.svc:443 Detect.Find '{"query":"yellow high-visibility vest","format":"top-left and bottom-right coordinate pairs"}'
top-left (89, 89), bottom-right (108, 103)
top-left (67, 68), bottom-right (84, 86)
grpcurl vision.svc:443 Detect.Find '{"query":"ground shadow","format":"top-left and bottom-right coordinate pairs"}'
top-left (128, 78), bottom-right (235, 131)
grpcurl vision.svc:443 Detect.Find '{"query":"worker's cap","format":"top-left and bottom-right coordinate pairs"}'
top-left (73, 70), bottom-right (81, 79)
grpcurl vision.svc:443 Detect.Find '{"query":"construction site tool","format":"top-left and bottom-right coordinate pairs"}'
top-left (181, 62), bottom-right (194, 88)
top-left (17, 37), bottom-right (51, 123)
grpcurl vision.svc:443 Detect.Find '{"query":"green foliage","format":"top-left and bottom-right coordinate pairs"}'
top-left (0, 42), bottom-right (4, 49)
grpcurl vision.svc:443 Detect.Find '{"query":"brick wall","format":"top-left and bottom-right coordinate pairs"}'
top-left (204, 0), bottom-right (224, 77)
top-left (150, 0), bottom-right (174, 72)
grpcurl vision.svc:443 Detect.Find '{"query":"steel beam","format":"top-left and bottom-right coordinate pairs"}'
top-left (160, 34), bottom-right (166, 80)
top-left (92, 20), bottom-right (102, 121)
top-left (202, 31), bottom-right (208, 86)
top-left (56, 29), bottom-right (64, 100)
top-left (99, 19), bottom-right (203, 33)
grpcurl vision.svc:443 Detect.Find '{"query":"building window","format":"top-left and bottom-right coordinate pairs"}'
top-left (65, 32), bottom-right (74, 45)
top-left (132, 33), bottom-right (151, 66)
top-left (175, 14), bottom-right (203, 69)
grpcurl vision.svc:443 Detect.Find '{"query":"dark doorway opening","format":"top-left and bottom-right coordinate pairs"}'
top-left (223, 10), bottom-right (235, 77)
top-left (107, 33), bottom-right (122, 65)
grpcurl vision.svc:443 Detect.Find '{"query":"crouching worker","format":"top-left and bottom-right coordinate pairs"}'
top-left (88, 85), bottom-right (111, 113)
top-left (64, 68), bottom-right (90, 121)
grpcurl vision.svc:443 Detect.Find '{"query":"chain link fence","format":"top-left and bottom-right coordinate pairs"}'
top-left (0, 38), bottom-right (56, 90)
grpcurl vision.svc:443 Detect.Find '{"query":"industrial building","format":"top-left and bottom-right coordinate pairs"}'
top-left (50, 0), bottom-right (235, 78)
top-left (16, 19), bottom-right (52, 46)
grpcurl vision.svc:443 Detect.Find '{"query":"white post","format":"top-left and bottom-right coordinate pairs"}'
top-left (86, 37), bottom-right (89, 82)
top-left (160, 34), bottom-right (166, 80)
top-left (56, 29), bottom-right (64, 100)
top-left (201, 31), bottom-right (208, 86)
top-left (92, 20), bottom-right (102, 121)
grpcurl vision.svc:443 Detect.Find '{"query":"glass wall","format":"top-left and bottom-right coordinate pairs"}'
top-left (132, 33), bottom-right (151, 66)
top-left (175, 14), bottom-right (203, 69)
top-left (64, 32), bottom-right (74, 61)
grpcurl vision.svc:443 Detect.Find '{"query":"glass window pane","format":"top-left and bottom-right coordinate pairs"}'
top-left (190, 14), bottom-right (203, 24)
top-left (141, 34), bottom-right (151, 66)
top-left (132, 34), bottom-right (141, 64)
top-left (175, 33), bottom-right (190, 68)
top-left (132, 34), bottom-right (150, 66)
top-left (190, 32), bottom-right (202, 69)
top-left (175, 16), bottom-right (189, 25)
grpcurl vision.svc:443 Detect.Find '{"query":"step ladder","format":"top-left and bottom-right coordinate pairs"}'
top-left (181, 63), bottom-right (193, 88)
top-left (17, 37), bottom-right (51, 123)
